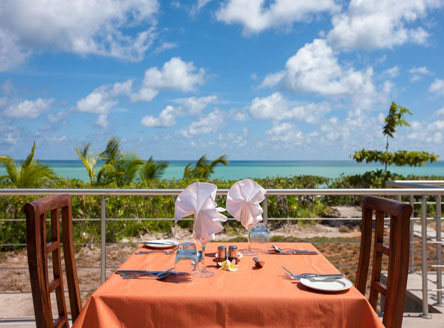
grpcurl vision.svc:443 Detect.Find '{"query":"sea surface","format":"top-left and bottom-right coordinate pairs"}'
top-left (1, 160), bottom-right (444, 182)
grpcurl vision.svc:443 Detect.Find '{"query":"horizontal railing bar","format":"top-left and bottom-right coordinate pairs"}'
top-left (1, 216), bottom-right (441, 223)
top-left (2, 188), bottom-right (444, 196)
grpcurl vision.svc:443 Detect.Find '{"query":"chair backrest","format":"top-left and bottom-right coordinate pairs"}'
top-left (355, 196), bottom-right (412, 328)
top-left (25, 194), bottom-right (81, 328)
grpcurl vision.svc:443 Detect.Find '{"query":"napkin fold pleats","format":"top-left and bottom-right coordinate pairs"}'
top-left (175, 182), bottom-right (227, 242)
top-left (227, 179), bottom-right (267, 228)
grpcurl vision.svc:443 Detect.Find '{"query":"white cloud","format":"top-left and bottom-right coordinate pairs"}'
top-left (3, 98), bottom-right (54, 119)
top-left (261, 39), bottom-right (377, 103)
top-left (327, 0), bottom-right (442, 51)
top-left (436, 107), bottom-right (444, 116)
top-left (141, 105), bottom-right (176, 127)
top-left (216, 0), bottom-right (337, 34)
top-left (132, 57), bottom-right (205, 102)
top-left (0, 30), bottom-right (30, 72)
top-left (382, 66), bottom-right (400, 79)
top-left (250, 92), bottom-right (330, 123)
top-left (0, 0), bottom-right (159, 71)
top-left (152, 42), bottom-right (178, 55)
top-left (173, 95), bottom-right (217, 115)
top-left (429, 79), bottom-right (444, 96)
top-left (191, 0), bottom-right (213, 16)
top-left (76, 79), bottom-right (132, 127)
top-left (180, 109), bottom-right (225, 137)
top-left (409, 66), bottom-right (432, 82)
top-left (265, 122), bottom-right (305, 144)
top-left (0, 118), bottom-right (19, 144)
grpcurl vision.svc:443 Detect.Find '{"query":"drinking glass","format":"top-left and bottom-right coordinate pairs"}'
top-left (174, 242), bottom-right (198, 282)
top-left (250, 223), bottom-right (269, 253)
top-left (243, 223), bottom-right (257, 256)
top-left (193, 233), bottom-right (213, 278)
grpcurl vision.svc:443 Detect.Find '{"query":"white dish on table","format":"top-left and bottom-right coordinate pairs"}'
top-left (299, 277), bottom-right (352, 292)
top-left (143, 240), bottom-right (178, 249)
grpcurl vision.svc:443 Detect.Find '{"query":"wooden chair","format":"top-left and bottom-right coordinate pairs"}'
top-left (25, 195), bottom-right (82, 328)
top-left (355, 196), bottom-right (413, 328)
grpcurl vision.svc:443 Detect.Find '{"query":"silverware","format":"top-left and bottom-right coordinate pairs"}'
top-left (271, 244), bottom-right (318, 255)
top-left (117, 267), bottom-right (175, 280)
top-left (282, 266), bottom-right (344, 281)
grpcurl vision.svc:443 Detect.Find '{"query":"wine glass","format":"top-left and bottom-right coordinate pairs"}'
top-left (241, 206), bottom-right (257, 256)
top-left (193, 233), bottom-right (213, 278)
top-left (250, 223), bottom-right (269, 253)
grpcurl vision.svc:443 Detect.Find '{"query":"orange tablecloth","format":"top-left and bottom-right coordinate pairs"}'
top-left (74, 243), bottom-right (383, 328)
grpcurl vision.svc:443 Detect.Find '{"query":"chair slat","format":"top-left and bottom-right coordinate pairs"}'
top-left (375, 243), bottom-right (390, 256)
top-left (54, 316), bottom-right (68, 328)
top-left (48, 278), bottom-right (61, 293)
top-left (46, 241), bottom-right (60, 253)
top-left (372, 281), bottom-right (387, 296)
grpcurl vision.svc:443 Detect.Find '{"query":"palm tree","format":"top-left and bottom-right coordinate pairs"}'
top-left (183, 154), bottom-right (228, 179)
top-left (0, 142), bottom-right (55, 187)
top-left (139, 156), bottom-right (169, 183)
top-left (96, 137), bottom-right (143, 186)
top-left (73, 143), bottom-right (97, 185)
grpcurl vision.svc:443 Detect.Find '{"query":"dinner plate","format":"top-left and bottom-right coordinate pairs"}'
top-left (143, 239), bottom-right (178, 249)
top-left (299, 277), bottom-right (352, 292)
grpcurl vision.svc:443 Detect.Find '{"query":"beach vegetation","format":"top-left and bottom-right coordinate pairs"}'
top-left (0, 142), bottom-right (55, 188)
top-left (183, 154), bottom-right (228, 179)
top-left (139, 156), bottom-right (169, 183)
top-left (351, 102), bottom-right (438, 170)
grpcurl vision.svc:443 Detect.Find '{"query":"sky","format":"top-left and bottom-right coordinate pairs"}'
top-left (0, 0), bottom-right (444, 161)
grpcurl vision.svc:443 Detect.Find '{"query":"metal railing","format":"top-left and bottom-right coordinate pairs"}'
top-left (1, 187), bottom-right (443, 320)
top-left (387, 181), bottom-right (444, 318)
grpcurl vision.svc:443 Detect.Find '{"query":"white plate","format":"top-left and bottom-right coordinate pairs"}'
top-left (143, 239), bottom-right (178, 249)
top-left (299, 277), bottom-right (352, 292)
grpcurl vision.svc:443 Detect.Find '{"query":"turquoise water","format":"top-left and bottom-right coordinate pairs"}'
top-left (1, 160), bottom-right (443, 182)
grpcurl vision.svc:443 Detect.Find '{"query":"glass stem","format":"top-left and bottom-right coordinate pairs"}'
top-left (201, 242), bottom-right (207, 271)
top-left (248, 228), bottom-right (252, 251)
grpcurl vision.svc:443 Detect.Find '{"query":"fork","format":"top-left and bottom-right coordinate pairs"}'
top-left (282, 266), bottom-right (345, 280)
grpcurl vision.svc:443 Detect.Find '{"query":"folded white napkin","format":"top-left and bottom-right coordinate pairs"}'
top-left (226, 179), bottom-right (267, 229)
top-left (175, 182), bottom-right (227, 242)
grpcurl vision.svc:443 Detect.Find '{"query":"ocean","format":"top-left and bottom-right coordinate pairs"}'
top-left (1, 160), bottom-right (443, 182)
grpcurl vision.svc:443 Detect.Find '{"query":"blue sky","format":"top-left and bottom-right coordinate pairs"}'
top-left (0, 0), bottom-right (444, 161)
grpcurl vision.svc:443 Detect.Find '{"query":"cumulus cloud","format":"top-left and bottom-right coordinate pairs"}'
top-left (429, 79), bottom-right (444, 96)
top-left (216, 0), bottom-right (337, 34)
top-left (265, 122), bottom-right (305, 144)
top-left (141, 105), bottom-right (176, 127)
top-left (261, 39), bottom-right (377, 104)
top-left (180, 109), bottom-right (225, 137)
top-left (327, 0), bottom-right (442, 51)
top-left (0, 118), bottom-right (19, 145)
top-left (172, 95), bottom-right (217, 115)
top-left (0, 0), bottom-right (159, 71)
top-left (76, 79), bottom-right (133, 127)
top-left (131, 57), bottom-right (206, 102)
top-left (382, 66), bottom-right (400, 79)
top-left (249, 92), bottom-right (330, 123)
top-left (409, 66), bottom-right (432, 82)
top-left (3, 98), bottom-right (54, 119)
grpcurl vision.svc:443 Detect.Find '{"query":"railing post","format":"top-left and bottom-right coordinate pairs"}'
top-left (421, 196), bottom-right (431, 318)
top-left (409, 195), bottom-right (414, 273)
top-left (101, 196), bottom-right (106, 284)
top-left (436, 195), bottom-right (442, 306)
top-left (263, 197), bottom-right (268, 225)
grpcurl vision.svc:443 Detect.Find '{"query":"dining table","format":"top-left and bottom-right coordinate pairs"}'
top-left (73, 242), bottom-right (383, 328)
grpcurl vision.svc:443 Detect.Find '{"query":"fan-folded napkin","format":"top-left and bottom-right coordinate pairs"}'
top-left (226, 179), bottom-right (266, 228)
top-left (175, 182), bottom-right (227, 242)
